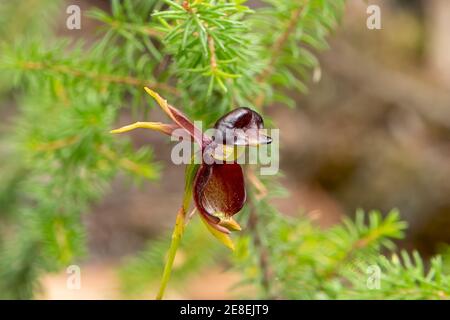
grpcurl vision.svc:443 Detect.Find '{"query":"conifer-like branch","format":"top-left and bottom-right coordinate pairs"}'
top-left (19, 61), bottom-right (178, 94)
top-left (257, 3), bottom-right (306, 84)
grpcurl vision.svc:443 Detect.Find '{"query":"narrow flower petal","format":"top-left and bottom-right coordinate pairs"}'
top-left (144, 87), bottom-right (208, 145)
top-left (218, 217), bottom-right (242, 231)
top-left (193, 163), bottom-right (246, 232)
top-left (199, 214), bottom-right (235, 251)
top-left (110, 122), bottom-right (179, 136)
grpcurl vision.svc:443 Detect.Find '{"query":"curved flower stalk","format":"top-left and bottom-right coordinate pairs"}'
top-left (111, 87), bottom-right (271, 299)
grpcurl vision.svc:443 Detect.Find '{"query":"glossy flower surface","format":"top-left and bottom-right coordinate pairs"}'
top-left (111, 88), bottom-right (271, 238)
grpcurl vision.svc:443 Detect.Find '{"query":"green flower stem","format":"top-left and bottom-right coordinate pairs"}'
top-left (156, 207), bottom-right (186, 300)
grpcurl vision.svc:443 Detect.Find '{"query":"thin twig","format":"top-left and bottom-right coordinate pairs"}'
top-left (247, 186), bottom-right (273, 298)
top-left (208, 35), bottom-right (218, 71)
top-left (257, 5), bottom-right (305, 83)
top-left (245, 3), bottom-right (308, 298)
top-left (247, 168), bottom-right (268, 200)
top-left (107, 20), bottom-right (164, 38)
top-left (33, 136), bottom-right (79, 152)
top-left (20, 61), bottom-right (179, 95)
top-left (254, 3), bottom-right (307, 108)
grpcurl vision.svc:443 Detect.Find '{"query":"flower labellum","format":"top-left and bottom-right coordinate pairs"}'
top-left (111, 88), bottom-right (271, 249)
top-left (193, 163), bottom-right (246, 234)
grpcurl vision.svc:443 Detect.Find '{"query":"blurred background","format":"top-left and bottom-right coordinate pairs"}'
top-left (1, 0), bottom-right (450, 299)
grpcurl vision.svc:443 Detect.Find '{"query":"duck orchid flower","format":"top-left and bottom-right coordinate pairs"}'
top-left (111, 87), bottom-right (271, 249)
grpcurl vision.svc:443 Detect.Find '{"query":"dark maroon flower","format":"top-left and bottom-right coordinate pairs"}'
top-left (111, 87), bottom-right (271, 243)
top-left (193, 163), bottom-right (246, 233)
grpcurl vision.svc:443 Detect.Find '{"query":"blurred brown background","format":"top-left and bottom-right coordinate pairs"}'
top-left (39, 0), bottom-right (450, 299)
